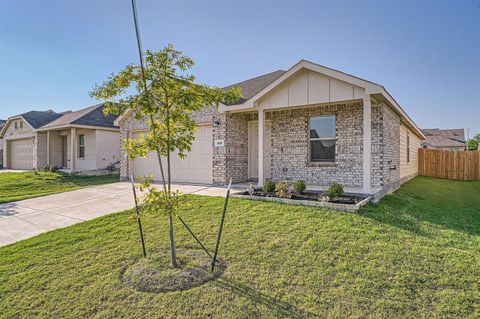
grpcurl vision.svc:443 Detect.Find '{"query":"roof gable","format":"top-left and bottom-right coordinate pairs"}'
top-left (256, 68), bottom-right (366, 110)
top-left (219, 59), bottom-right (424, 139)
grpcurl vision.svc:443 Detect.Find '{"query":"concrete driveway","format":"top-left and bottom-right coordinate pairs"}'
top-left (0, 182), bottom-right (231, 247)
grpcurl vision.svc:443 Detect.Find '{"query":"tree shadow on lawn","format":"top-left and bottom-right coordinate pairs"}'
top-left (360, 178), bottom-right (480, 238)
top-left (215, 277), bottom-right (319, 318)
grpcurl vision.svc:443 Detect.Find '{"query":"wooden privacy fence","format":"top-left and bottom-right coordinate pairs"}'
top-left (418, 149), bottom-right (480, 180)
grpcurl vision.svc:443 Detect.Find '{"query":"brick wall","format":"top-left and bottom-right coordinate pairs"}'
top-left (382, 104), bottom-right (401, 185)
top-left (370, 103), bottom-right (401, 188)
top-left (119, 101), bottom-right (402, 192)
top-left (270, 102), bottom-right (364, 187)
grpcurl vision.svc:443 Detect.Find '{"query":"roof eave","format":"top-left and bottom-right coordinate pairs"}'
top-left (376, 87), bottom-right (425, 140)
top-left (37, 124), bottom-right (119, 132)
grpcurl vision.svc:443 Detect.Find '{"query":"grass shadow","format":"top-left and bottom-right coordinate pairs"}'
top-left (215, 277), bottom-right (319, 318)
top-left (360, 177), bottom-right (480, 238)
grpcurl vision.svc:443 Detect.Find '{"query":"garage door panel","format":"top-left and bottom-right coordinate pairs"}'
top-left (131, 126), bottom-right (213, 184)
top-left (9, 139), bottom-right (33, 170)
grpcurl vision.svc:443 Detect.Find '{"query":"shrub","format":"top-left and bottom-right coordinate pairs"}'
top-left (323, 182), bottom-right (344, 199)
top-left (50, 165), bottom-right (58, 172)
top-left (275, 180), bottom-right (290, 198)
top-left (247, 182), bottom-right (255, 195)
top-left (263, 179), bottom-right (275, 192)
top-left (43, 165), bottom-right (50, 172)
top-left (292, 180), bottom-right (306, 194)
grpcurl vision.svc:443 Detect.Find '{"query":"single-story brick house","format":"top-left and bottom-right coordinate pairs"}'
top-left (1, 103), bottom-right (120, 174)
top-left (115, 60), bottom-right (425, 198)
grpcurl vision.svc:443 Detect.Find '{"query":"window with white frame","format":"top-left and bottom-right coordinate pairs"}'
top-left (78, 134), bottom-right (85, 158)
top-left (19, 121), bottom-right (23, 129)
top-left (309, 115), bottom-right (336, 162)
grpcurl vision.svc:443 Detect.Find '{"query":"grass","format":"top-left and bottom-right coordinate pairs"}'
top-left (0, 171), bottom-right (119, 203)
top-left (1, 176), bottom-right (479, 318)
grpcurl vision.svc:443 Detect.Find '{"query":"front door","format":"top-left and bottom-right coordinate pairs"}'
top-left (61, 136), bottom-right (68, 168)
top-left (248, 120), bottom-right (272, 180)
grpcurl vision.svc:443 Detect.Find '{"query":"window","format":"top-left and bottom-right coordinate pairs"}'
top-left (309, 115), bottom-right (336, 162)
top-left (19, 121), bottom-right (23, 129)
top-left (422, 144), bottom-right (427, 149)
top-left (78, 134), bottom-right (85, 158)
top-left (406, 133), bottom-right (410, 163)
top-left (14, 122), bottom-right (17, 129)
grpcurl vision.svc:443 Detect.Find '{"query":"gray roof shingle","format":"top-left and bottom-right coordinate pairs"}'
top-left (421, 128), bottom-right (466, 148)
top-left (21, 110), bottom-right (63, 129)
top-left (223, 70), bottom-right (286, 105)
top-left (41, 103), bottom-right (118, 129)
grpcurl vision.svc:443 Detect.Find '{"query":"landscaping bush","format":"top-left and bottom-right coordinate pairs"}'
top-left (50, 165), bottom-right (58, 173)
top-left (43, 165), bottom-right (50, 172)
top-left (263, 179), bottom-right (275, 192)
top-left (292, 180), bottom-right (306, 194)
top-left (323, 182), bottom-right (344, 199)
top-left (275, 180), bottom-right (290, 198)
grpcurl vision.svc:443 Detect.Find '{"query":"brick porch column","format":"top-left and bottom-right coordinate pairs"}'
top-left (362, 95), bottom-right (372, 193)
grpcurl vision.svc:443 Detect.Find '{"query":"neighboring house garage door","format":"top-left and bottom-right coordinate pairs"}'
top-left (9, 139), bottom-right (33, 170)
top-left (131, 126), bottom-right (213, 184)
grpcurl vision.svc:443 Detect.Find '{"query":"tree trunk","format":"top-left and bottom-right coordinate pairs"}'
top-left (167, 211), bottom-right (177, 267)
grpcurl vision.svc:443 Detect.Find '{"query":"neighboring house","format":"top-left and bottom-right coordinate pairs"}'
top-left (421, 128), bottom-right (466, 151)
top-left (0, 119), bottom-right (6, 168)
top-left (1, 110), bottom-right (63, 170)
top-left (1, 104), bottom-right (120, 174)
top-left (115, 60), bottom-right (425, 199)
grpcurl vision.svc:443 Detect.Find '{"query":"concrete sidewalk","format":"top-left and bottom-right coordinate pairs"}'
top-left (0, 182), bottom-right (231, 247)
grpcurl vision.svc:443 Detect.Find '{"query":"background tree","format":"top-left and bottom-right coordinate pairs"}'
top-left (90, 45), bottom-right (241, 267)
top-left (467, 138), bottom-right (479, 151)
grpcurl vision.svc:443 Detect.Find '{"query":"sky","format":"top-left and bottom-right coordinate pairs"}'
top-left (1, 0), bottom-right (479, 136)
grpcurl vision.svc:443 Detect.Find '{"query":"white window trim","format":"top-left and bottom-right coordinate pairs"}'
top-left (308, 115), bottom-right (337, 163)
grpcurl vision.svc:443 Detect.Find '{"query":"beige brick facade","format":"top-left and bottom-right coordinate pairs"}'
top-left (119, 101), bottom-right (403, 193)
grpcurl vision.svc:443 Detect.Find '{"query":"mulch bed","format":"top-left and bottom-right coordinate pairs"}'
top-left (242, 190), bottom-right (364, 205)
top-left (120, 249), bottom-right (225, 293)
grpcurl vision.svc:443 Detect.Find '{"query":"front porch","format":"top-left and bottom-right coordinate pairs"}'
top-left (37, 127), bottom-right (94, 172)
top-left (220, 97), bottom-right (376, 194)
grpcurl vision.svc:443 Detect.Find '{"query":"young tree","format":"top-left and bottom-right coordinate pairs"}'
top-left (90, 45), bottom-right (241, 267)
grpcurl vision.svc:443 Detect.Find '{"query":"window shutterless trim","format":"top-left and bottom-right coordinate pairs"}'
top-left (78, 134), bottom-right (85, 159)
top-left (308, 115), bottom-right (336, 163)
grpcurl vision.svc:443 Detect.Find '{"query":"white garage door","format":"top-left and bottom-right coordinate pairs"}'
top-left (131, 126), bottom-right (213, 184)
top-left (9, 139), bottom-right (33, 170)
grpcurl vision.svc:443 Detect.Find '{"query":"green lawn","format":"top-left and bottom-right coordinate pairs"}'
top-left (0, 171), bottom-right (119, 204)
top-left (1, 177), bottom-right (479, 318)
